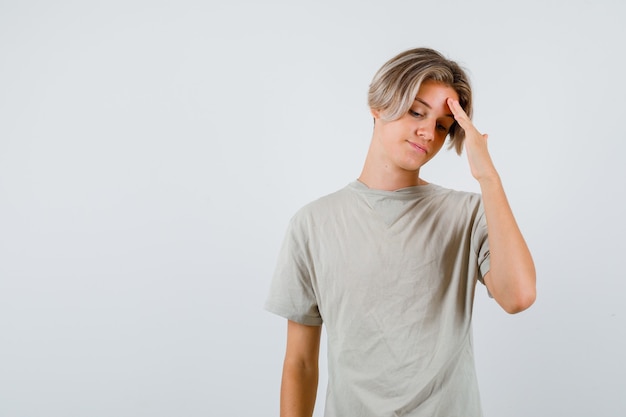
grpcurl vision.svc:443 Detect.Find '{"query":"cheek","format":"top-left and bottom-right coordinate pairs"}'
top-left (380, 124), bottom-right (404, 143)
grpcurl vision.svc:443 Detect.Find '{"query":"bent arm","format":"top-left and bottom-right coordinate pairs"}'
top-left (447, 98), bottom-right (536, 314)
top-left (479, 175), bottom-right (536, 313)
top-left (281, 320), bottom-right (322, 417)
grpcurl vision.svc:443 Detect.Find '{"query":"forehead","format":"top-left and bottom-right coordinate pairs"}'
top-left (413, 81), bottom-right (458, 114)
top-left (415, 80), bottom-right (458, 100)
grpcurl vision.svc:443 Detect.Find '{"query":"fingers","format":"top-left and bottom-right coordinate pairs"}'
top-left (447, 98), bottom-right (481, 135)
top-left (446, 98), bottom-right (471, 128)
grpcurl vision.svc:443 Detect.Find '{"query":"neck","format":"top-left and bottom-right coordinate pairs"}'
top-left (358, 152), bottom-right (426, 191)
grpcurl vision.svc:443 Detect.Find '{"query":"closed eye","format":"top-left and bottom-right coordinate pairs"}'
top-left (409, 110), bottom-right (423, 118)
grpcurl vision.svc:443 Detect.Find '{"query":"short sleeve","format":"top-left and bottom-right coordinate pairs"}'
top-left (264, 214), bottom-right (323, 326)
top-left (472, 200), bottom-right (491, 285)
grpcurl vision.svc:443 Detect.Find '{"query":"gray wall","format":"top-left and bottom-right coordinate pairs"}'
top-left (1, 0), bottom-right (624, 416)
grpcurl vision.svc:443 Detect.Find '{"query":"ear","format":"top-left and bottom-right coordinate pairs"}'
top-left (370, 108), bottom-right (381, 119)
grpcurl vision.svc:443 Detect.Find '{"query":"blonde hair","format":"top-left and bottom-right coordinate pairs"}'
top-left (368, 48), bottom-right (472, 155)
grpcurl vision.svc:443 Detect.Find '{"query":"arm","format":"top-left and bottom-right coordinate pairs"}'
top-left (280, 320), bottom-right (322, 417)
top-left (448, 98), bottom-right (536, 314)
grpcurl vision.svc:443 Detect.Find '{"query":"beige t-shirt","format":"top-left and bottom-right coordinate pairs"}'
top-left (266, 181), bottom-right (491, 417)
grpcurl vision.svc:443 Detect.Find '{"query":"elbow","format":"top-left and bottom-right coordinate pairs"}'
top-left (488, 266), bottom-right (536, 314)
top-left (502, 285), bottom-right (536, 314)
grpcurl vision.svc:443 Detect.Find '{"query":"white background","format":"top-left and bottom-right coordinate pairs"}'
top-left (1, 1), bottom-right (625, 416)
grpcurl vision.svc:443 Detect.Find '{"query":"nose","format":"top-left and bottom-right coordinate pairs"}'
top-left (416, 120), bottom-right (435, 141)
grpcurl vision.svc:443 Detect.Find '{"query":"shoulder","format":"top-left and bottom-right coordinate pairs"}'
top-left (287, 183), bottom-right (355, 230)
top-left (293, 183), bottom-right (355, 217)
top-left (417, 181), bottom-right (478, 200)
top-left (425, 183), bottom-right (484, 216)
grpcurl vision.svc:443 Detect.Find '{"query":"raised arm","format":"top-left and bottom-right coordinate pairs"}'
top-left (280, 320), bottom-right (322, 417)
top-left (448, 98), bottom-right (536, 314)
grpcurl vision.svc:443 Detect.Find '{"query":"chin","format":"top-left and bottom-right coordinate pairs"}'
top-left (400, 163), bottom-right (423, 173)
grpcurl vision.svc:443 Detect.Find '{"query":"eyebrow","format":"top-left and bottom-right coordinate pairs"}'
top-left (414, 97), bottom-right (455, 119)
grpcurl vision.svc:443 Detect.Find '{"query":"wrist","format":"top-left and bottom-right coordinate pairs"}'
top-left (476, 171), bottom-right (501, 187)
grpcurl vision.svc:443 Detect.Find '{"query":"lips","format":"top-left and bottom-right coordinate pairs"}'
top-left (408, 141), bottom-right (427, 154)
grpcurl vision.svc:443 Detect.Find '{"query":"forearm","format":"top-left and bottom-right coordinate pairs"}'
top-left (480, 174), bottom-right (536, 313)
top-left (280, 360), bottom-right (319, 417)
